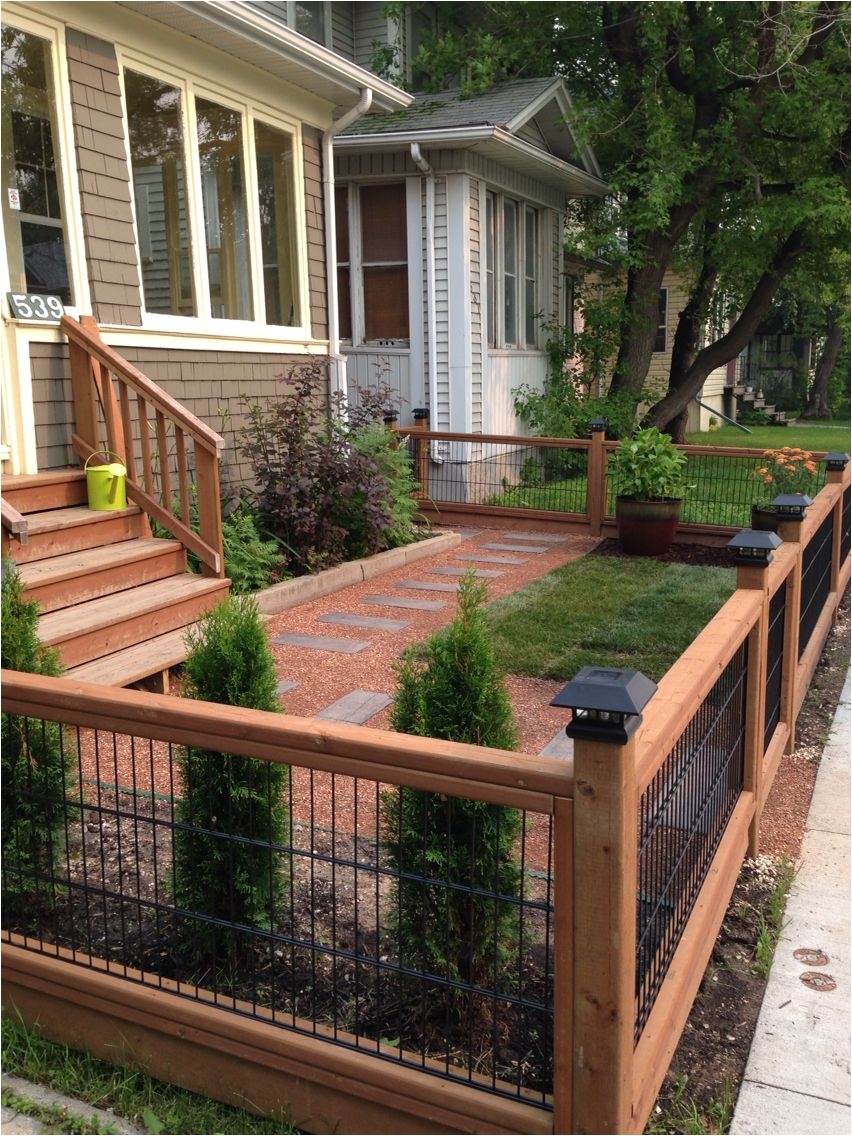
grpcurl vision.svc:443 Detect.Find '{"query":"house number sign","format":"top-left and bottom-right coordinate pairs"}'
top-left (7, 293), bottom-right (65, 321)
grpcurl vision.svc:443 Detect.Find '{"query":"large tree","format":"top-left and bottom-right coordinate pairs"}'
top-left (394, 1), bottom-right (850, 437)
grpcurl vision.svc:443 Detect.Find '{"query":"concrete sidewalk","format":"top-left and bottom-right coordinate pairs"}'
top-left (731, 670), bottom-right (851, 1135)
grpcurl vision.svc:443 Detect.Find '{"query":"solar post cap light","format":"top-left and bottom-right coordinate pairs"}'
top-left (550, 666), bottom-right (658, 744)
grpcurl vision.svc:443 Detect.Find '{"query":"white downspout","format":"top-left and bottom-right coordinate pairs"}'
top-left (322, 88), bottom-right (373, 403)
top-left (410, 142), bottom-right (439, 458)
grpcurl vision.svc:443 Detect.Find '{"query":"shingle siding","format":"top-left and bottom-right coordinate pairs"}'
top-left (65, 28), bottom-right (143, 327)
top-left (303, 128), bottom-right (327, 338)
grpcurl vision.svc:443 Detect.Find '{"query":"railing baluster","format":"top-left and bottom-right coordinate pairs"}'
top-left (138, 394), bottom-right (155, 498)
top-left (156, 409), bottom-right (171, 512)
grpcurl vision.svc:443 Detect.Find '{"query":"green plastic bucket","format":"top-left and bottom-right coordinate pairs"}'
top-left (85, 452), bottom-right (127, 510)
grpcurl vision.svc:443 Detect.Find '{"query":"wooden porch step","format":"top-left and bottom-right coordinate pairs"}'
top-left (39, 574), bottom-right (230, 669)
top-left (65, 627), bottom-right (194, 688)
top-left (9, 504), bottom-right (148, 564)
top-left (15, 537), bottom-right (186, 613)
top-left (2, 469), bottom-right (88, 513)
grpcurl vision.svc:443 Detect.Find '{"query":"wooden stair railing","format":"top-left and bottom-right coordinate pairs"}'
top-left (62, 315), bottom-right (225, 577)
top-left (1, 497), bottom-right (28, 545)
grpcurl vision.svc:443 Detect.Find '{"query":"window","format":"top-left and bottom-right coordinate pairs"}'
top-left (249, 3), bottom-right (330, 47)
top-left (486, 191), bottom-right (540, 348)
top-left (653, 289), bottom-right (668, 353)
top-left (336, 183), bottom-right (409, 344)
top-left (124, 64), bottom-right (302, 328)
top-left (1, 25), bottom-right (73, 303)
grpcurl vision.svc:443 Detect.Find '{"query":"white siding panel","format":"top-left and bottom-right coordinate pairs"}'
top-left (485, 352), bottom-right (548, 435)
top-left (344, 349), bottom-right (412, 416)
top-left (353, 3), bottom-right (393, 69)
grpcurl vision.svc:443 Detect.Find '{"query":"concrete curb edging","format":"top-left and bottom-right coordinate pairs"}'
top-left (255, 531), bottom-right (461, 616)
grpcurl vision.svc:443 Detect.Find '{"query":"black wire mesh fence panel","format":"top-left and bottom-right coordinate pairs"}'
top-left (841, 486), bottom-right (851, 566)
top-left (764, 585), bottom-right (787, 752)
top-left (799, 512), bottom-right (835, 661)
top-left (1, 719), bottom-right (556, 1106)
top-left (413, 438), bottom-right (589, 513)
top-left (635, 642), bottom-right (748, 1039)
top-left (680, 452), bottom-right (780, 528)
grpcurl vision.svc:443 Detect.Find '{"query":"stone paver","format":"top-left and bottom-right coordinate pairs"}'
top-left (539, 729), bottom-right (573, 760)
top-left (395, 580), bottom-right (459, 592)
top-left (456, 553), bottom-right (528, 565)
top-left (316, 612), bottom-right (411, 632)
top-left (427, 565), bottom-right (504, 578)
top-left (272, 632), bottom-right (370, 653)
top-left (361, 594), bottom-right (446, 611)
top-left (481, 542), bottom-right (551, 553)
top-left (276, 679), bottom-right (298, 694)
top-left (315, 691), bottom-right (392, 724)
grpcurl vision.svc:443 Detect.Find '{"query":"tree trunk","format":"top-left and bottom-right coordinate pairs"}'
top-left (801, 317), bottom-right (843, 419)
top-left (648, 228), bottom-right (807, 430)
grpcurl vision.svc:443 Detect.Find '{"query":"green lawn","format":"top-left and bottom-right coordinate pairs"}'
top-left (687, 421), bottom-right (850, 452)
top-left (486, 554), bottom-right (736, 683)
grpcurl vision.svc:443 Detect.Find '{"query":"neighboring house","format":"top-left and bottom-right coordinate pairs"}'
top-left (0, 1), bottom-right (411, 485)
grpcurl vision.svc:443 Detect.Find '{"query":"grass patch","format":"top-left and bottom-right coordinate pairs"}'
top-left (1, 1012), bottom-right (298, 1135)
top-left (687, 422), bottom-right (850, 452)
top-left (486, 555), bottom-right (735, 681)
top-left (646, 1072), bottom-right (735, 1134)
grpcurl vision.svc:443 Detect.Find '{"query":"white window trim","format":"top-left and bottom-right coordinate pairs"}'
top-left (654, 288), bottom-right (668, 354)
top-left (485, 189), bottom-right (543, 350)
top-left (118, 52), bottom-right (310, 340)
top-left (1, 6), bottom-right (90, 317)
top-left (339, 181), bottom-right (411, 348)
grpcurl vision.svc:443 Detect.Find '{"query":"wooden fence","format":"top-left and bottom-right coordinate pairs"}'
top-left (2, 464), bottom-right (848, 1134)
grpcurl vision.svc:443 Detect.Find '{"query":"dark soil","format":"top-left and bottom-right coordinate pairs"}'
top-left (590, 537), bottom-right (735, 568)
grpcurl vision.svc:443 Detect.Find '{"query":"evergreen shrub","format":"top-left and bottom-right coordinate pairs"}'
top-left (1, 561), bottom-right (69, 910)
top-left (381, 573), bottom-right (521, 988)
top-left (173, 595), bottom-right (288, 962)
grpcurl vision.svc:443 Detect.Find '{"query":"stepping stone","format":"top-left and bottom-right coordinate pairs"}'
top-left (396, 580), bottom-right (459, 592)
top-left (428, 566), bottom-right (503, 578)
top-left (539, 729), bottom-right (574, 760)
top-left (362, 594), bottom-right (446, 611)
top-left (456, 553), bottom-right (528, 566)
top-left (317, 612), bottom-right (411, 632)
top-left (316, 690), bottom-right (392, 724)
top-left (481, 542), bottom-right (551, 554)
top-left (276, 679), bottom-right (298, 694)
top-left (272, 632), bottom-right (370, 653)
top-left (504, 532), bottom-right (569, 543)
top-left (454, 528), bottom-right (483, 538)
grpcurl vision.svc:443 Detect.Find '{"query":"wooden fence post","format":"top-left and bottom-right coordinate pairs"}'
top-left (825, 453), bottom-right (851, 611)
top-left (551, 668), bottom-right (656, 1135)
top-left (411, 408), bottom-right (430, 497)
top-left (730, 531), bottom-right (782, 856)
top-left (586, 423), bottom-right (607, 536)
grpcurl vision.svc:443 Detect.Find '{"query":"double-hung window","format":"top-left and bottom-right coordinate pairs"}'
top-left (123, 65), bottom-right (303, 330)
top-left (1, 22), bottom-right (74, 304)
top-left (653, 289), bottom-right (668, 353)
top-left (486, 190), bottom-right (541, 348)
top-left (336, 183), bottom-right (409, 344)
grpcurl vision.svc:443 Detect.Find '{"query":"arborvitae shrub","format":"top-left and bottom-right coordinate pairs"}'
top-left (381, 573), bottom-right (521, 988)
top-left (1, 561), bottom-right (68, 911)
top-left (173, 595), bottom-right (288, 963)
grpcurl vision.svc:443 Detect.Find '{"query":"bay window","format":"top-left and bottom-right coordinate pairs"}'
top-left (124, 64), bottom-right (302, 329)
top-left (486, 190), bottom-right (541, 348)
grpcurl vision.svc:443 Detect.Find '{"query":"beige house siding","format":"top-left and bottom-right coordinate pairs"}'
top-left (29, 340), bottom-right (326, 487)
top-left (31, 344), bottom-right (75, 472)
top-left (303, 127), bottom-right (328, 339)
top-left (65, 29), bottom-right (142, 327)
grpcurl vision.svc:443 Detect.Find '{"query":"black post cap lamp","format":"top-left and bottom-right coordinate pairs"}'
top-left (550, 666), bottom-right (657, 744)
top-left (728, 529), bottom-right (782, 566)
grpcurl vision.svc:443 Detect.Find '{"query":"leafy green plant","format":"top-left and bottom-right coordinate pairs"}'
top-left (381, 573), bottom-right (521, 988)
top-left (1, 560), bottom-right (70, 911)
top-left (609, 427), bottom-right (689, 500)
top-left (512, 312), bottom-right (636, 442)
top-left (350, 420), bottom-right (421, 548)
top-left (173, 596), bottom-right (288, 964)
top-left (221, 500), bottom-right (288, 593)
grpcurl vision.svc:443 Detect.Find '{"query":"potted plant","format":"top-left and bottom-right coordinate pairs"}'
top-left (751, 447), bottom-right (819, 530)
top-left (609, 426), bottom-right (689, 555)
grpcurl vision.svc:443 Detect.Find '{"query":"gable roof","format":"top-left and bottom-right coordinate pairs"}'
top-left (336, 76), bottom-right (607, 195)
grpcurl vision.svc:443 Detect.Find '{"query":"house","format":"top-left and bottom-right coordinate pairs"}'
top-left (0, 0), bottom-right (413, 486)
top-left (1, 0), bottom-right (612, 491)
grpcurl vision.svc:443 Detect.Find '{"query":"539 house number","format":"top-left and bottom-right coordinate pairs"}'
top-left (7, 293), bottom-right (65, 321)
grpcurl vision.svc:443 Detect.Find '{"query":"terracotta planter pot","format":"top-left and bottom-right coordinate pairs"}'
top-left (751, 505), bottom-right (779, 533)
top-left (615, 496), bottom-right (683, 556)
